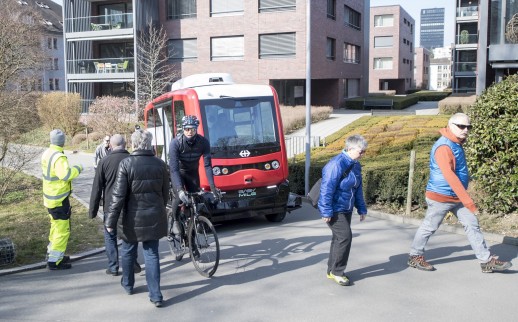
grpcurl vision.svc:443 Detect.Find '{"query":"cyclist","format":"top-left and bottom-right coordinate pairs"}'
top-left (168, 115), bottom-right (220, 238)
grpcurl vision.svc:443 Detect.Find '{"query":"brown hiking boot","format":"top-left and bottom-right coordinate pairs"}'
top-left (480, 255), bottom-right (512, 273)
top-left (407, 255), bottom-right (435, 271)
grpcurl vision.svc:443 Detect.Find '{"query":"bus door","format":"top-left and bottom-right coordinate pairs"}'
top-left (147, 100), bottom-right (174, 163)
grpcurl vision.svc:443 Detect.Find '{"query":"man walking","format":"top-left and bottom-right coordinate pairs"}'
top-left (89, 134), bottom-right (141, 276)
top-left (408, 113), bottom-right (512, 273)
top-left (42, 129), bottom-right (83, 270)
top-left (105, 129), bottom-right (169, 307)
top-left (94, 135), bottom-right (111, 169)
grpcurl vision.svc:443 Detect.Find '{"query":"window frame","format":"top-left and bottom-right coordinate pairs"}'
top-left (259, 32), bottom-right (296, 59)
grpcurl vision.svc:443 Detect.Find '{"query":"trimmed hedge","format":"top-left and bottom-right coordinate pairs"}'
top-left (343, 90), bottom-right (448, 110)
top-left (289, 115), bottom-right (449, 210)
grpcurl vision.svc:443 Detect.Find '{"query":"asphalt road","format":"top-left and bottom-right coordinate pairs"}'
top-left (1, 147), bottom-right (517, 322)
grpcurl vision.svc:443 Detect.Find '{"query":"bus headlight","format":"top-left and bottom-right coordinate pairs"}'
top-left (264, 163), bottom-right (271, 170)
top-left (271, 160), bottom-right (280, 169)
top-left (213, 167), bottom-right (221, 176)
top-left (222, 167), bottom-right (229, 175)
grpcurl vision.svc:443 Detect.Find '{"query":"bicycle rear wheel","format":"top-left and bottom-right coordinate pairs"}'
top-left (188, 215), bottom-right (220, 277)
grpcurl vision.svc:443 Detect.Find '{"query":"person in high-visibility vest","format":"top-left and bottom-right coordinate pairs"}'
top-left (42, 129), bottom-right (83, 270)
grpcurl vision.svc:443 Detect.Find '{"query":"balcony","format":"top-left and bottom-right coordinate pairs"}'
top-left (456, 33), bottom-right (478, 45)
top-left (67, 57), bottom-right (135, 82)
top-left (454, 62), bottom-right (477, 73)
top-left (457, 6), bottom-right (478, 18)
top-left (65, 13), bottom-right (133, 40)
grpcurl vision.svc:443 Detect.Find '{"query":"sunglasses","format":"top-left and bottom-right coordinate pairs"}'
top-left (454, 123), bottom-right (472, 130)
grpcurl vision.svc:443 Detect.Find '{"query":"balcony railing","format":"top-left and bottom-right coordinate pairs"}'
top-left (454, 62), bottom-right (477, 72)
top-left (67, 58), bottom-right (134, 75)
top-left (456, 33), bottom-right (478, 45)
top-left (457, 6), bottom-right (478, 18)
top-left (65, 13), bottom-right (133, 33)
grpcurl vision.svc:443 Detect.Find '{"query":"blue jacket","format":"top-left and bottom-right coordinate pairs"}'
top-left (318, 150), bottom-right (367, 218)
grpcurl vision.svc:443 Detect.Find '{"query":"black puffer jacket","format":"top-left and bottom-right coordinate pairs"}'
top-left (105, 150), bottom-right (169, 242)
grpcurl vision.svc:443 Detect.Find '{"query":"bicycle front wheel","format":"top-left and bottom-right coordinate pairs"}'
top-left (188, 215), bottom-right (220, 277)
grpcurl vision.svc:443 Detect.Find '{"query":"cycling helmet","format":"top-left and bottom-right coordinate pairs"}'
top-left (182, 115), bottom-right (199, 129)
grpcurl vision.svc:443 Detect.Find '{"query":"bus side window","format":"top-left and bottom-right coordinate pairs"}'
top-left (173, 100), bottom-right (186, 136)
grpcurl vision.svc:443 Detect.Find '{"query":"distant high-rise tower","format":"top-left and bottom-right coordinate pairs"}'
top-left (420, 8), bottom-right (445, 50)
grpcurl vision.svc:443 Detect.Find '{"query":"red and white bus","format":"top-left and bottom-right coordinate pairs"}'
top-left (144, 73), bottom-right (299, 223)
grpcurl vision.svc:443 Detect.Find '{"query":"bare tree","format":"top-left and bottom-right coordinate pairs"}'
top-left (134, 20), bottom-right (178, 119)
top-left (0, 0), bottom-right (47, 202)
top-left (0, 0), bottom-right (46, 163)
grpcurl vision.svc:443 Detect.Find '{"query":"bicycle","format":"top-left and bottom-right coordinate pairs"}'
top-left (166, 190), bottom-right (220, 277)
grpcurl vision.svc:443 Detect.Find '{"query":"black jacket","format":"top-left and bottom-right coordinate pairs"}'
top-left (168, 133), bottom-right (215, 192)
top-left (105, 150), bottom-right (169, 242)
top-left (89, 149), bottom-right (130, 219)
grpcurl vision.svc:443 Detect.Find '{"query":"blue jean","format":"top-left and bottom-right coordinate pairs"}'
top-left (103, 214), bottom-right (118, 273)
top-left (410, 198), bottom-right (491, 263)
top-left (121, 239), bottom-right (162, 302)
top-left (327, 212), bottom-right (353, 275)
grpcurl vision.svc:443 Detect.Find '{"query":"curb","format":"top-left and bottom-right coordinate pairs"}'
top-left (0, 247), bottom-right (107, 277)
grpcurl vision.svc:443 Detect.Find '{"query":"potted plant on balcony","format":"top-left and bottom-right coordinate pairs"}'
top-left (460, 30), bottom-right (469, 44)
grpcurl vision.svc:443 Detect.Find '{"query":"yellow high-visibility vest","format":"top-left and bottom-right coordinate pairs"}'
top-left (41, 145), bottom-right (82, 209)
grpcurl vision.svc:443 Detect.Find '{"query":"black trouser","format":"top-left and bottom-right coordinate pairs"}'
top-left (326, 212), bottom-right (353, 275)
top-left (170, 170), bottom-right (200, 234)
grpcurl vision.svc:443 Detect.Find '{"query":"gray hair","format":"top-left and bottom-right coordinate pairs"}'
top-left (131, 130), bottom-right (153, 151)
top-left (448, 113), bottom-right (470, 126)
top-left (345, 134), bottom-right (368, 151)
top-left (110, 134), bottom-right (126, 150)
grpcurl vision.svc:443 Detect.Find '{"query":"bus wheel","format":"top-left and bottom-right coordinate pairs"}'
top-left (265, 212), bottom-right (286, 223)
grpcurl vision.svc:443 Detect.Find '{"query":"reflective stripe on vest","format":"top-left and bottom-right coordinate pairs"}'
top-left (41, 148), bottom-right (72, 208)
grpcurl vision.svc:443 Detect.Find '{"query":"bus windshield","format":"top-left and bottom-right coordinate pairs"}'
top-left (200, 96), bottom-right (280, 158)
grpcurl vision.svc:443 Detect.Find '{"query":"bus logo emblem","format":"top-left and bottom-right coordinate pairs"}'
top-left (239, 150), bottom-right (251, 157)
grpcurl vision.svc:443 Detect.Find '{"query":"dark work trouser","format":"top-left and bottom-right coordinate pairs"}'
top-left (326, 212), bottom-right (353, 275)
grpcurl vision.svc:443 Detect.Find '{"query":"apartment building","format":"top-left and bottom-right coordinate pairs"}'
top-left (420, 7), bottom-right (445, 50)
top-left (413, 47), bottom-right (430, 90)
top-left (453, 0), bottom-right (518, 94)
top-left (62, 0), bottom-right (369, 112)
top-left (429, 57), bottom-right (452, 90)
top-left (369, 5), bottom-right (415, 94)
top-left (16, 0), bottom-right (65, 92)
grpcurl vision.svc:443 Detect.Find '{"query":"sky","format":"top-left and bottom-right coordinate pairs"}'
top-left (51, 0), bottom-right (455, 47)
top-left (370, 0), bottom-right (456, 47)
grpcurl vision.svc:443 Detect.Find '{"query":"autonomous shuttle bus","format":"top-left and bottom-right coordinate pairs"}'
top-left (144, 73), bottom-right (298, 223)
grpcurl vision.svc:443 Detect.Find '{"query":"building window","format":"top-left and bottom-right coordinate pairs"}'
top-left (326, 37), bottom-right (336, 60)
top-left (47, 37), bottom-right (52, 49)
top-left (259, 32), bottom-right (296, 59)
top-left (259, 0), bottom-right (295, 13)
top-left (55, 79), bottom-right (60, 91)
top-left (49, 78), bottom-right (54, 91)
top-left (373, 57), bottom-right (393, 69)
top-left (53, 58), bottom-right (58, 70)
top-left (343, 43), bottom-right (360, 63)
top-left (344, 78), bottom-right (360, 98)
top-left (374, 36), bottom-right (393, 48)
top-left (211, 36), bottom-right (244, 61)
top-left (344, 5), bottom-right (361, 30)
top-left (374, 14), bottom-right (393, 27)
top-left (53, 38), bottom-right (58, 49)
top-left (211, 0), bottom-right (243, 17)
top-left (168, 38), bottom-right (197, 61)
top-left (327, 0), bottom-right (336, 19)
top-left (167, 0), bottom-right (196, 19)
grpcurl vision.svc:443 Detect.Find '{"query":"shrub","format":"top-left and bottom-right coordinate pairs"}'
top-left (438, 95), bottom-right (476, 114)
top-left (280, 105), bottom-right (333, 134)
top-left (465, 74), bottom-right (518, 214)
top-left (36, 92), bottom-right (82, 136)
top-left (72, 133), bottom-right (87, 145)
top-left (87, 96), bottom-right (137, 137)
